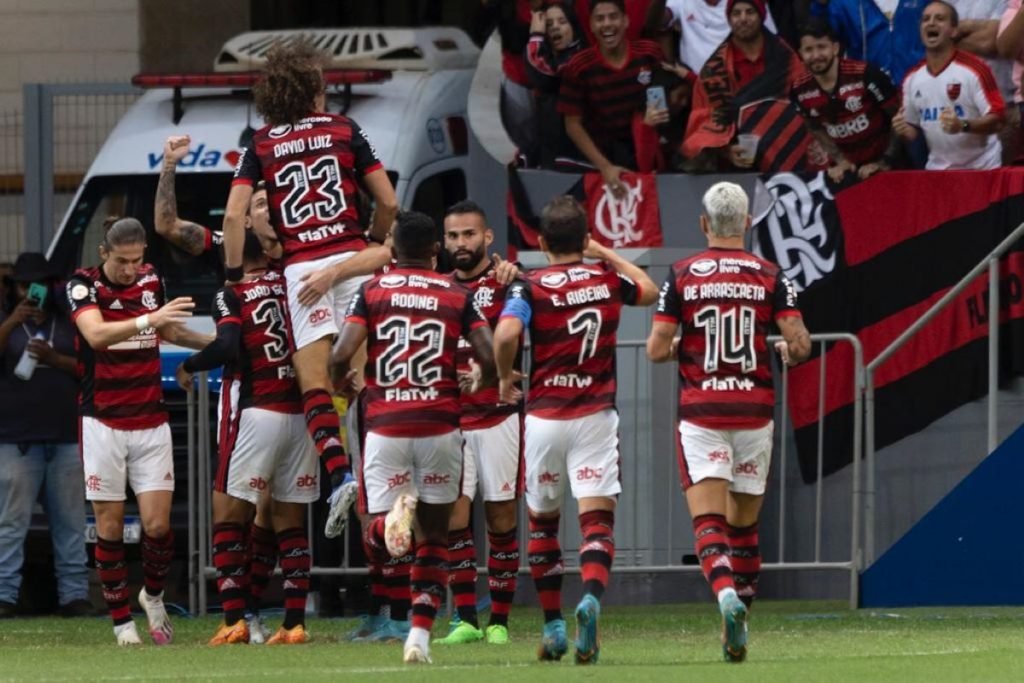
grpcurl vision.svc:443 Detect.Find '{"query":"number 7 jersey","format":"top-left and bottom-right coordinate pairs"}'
top-left (346, 268), bottom-right (489, 437)
top-left (654, 248), bottom-right (802, 430)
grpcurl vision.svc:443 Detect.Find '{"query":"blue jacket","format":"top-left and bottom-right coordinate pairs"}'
top-left (811, 0), bottom-right (925, 86)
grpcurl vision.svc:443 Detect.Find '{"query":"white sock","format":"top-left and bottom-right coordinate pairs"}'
top-left (717, 587), bottom-right (738, 609)
top-left (406, 626), bottom-right (431, 652)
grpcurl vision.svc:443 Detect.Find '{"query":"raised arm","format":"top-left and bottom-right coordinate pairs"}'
top-left (222, 183), bottom-right (253, 282)
top-left (155, 135), bottom-right (211, 256)
top-left (583, 240), bottom-right (659, 305)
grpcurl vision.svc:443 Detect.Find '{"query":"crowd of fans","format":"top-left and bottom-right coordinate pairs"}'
top-left (496, 0), bottom-right (1024, 177)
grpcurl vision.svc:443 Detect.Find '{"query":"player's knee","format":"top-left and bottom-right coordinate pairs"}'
top-left (448, 496), bottom-right (472, 530)
top-left (485, 501), bottom-right (517, 534)
top-left (142, 518), bottom-right (170, 539)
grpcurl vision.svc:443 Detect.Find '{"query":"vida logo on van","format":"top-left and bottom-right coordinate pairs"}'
top-left (147, 144), bottom-right (241, 170)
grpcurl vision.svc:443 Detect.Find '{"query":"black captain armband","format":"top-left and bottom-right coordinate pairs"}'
top-left (367, 232), bottom-right (387, 245)
top-left (225, 265), bottom-right (244, 282)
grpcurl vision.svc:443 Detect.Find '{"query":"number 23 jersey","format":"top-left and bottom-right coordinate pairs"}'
top-left (654, 248), bottom-right (801, 430)
top-left (346, 268), bottom-right (489, 438)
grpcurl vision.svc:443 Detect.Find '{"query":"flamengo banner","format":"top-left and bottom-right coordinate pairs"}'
top-left (507, 166), bottom-right (663, 258)
top-left (754, 169), bottom-right (1024, 483)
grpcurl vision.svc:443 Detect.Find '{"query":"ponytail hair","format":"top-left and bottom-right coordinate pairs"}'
top-left (101, 217), bottom-right (147, 250)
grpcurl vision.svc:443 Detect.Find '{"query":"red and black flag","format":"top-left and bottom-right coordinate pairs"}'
top-left (754, 169), bottom-right (1024, 482)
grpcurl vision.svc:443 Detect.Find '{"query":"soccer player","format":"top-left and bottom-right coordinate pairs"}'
top-left (221, 40), bottom-right (398, 531)
top-left (492, 196), bottom-right (658, 664)
top-left (646, 182), bottom-right (810, 662)
top-left (330, 211), bottom-right (498, 664)
top-left (435, 201), bottom-right (522, 646)
top-left (65, 218), bottom-right (211, 646)
top-left (176, 231), bottom-right (317, 645)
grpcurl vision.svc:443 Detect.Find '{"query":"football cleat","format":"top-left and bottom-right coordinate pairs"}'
top-left (435, 621), bottom-right (484, 645)
top-left (138, 588), bottom-right (173, 645)
top-left (485, 624), bottom-right (510, 645)
top-left (355, 619), bottom-right (410, 643)
top-left (266, 624), bottom-right (309, 645)
top-left (114, 621), bottom-right (142, 646)
top-left (720, 591), bottom-right (749, 663)
top-left (209, 620), bottom-right (250, 646)
top-left (324, 474), bottom-right (359, 539)
top-left (384, 495), bottom-right (417, 558)
top-left (345, 613), bottom-right (389, 641)
top-left (573, 594), bottom-right (601, 665)
top-left (402, 643), bottom-right (432, 664)
top-left (537, 618), bottom-right (568, 661)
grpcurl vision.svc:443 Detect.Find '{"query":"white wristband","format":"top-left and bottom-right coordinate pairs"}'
top-left (135, 314), bottom-right (150, 332)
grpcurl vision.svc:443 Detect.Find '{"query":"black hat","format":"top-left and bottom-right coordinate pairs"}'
top-left (10, 252), bottom-right (55, 283)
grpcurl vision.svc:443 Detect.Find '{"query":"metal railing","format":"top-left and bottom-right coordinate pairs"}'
top-left (185, 335), bottom-right (865, 614)
top-left (863, 221), bottom-right (1024, 565)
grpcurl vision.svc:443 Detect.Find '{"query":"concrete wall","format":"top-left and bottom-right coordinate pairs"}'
top-left (139, 0), bottom-right (248, 73)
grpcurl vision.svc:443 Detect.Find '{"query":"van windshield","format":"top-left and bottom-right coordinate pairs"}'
top-left (49, 173), bottom-right (232, 314)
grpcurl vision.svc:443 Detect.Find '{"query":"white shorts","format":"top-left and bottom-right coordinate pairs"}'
top-left (524, 409), bottom-right (621, 513)
top-left (461, 414), bottom-right (522, 502)
top-left (81, 417), bottom-right (174, 501)
top-left (284, 251), bottom-right (370, 350)
top-left (677, 420), bottom-right (774, 495)
top-left (217, 407), bottom-right (319, 505)
top-left (362, 430), bottom-right (463, 514)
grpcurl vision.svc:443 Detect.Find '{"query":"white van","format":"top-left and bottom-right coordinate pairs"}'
top-left (45, 27), bottom-right (480, 366)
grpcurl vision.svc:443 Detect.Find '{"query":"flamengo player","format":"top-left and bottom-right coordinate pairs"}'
top-left (646, 182), bottom-right (810, 662)
top-left (436, 201), bottom-right (521, 646)
top-left (65, 218), bottom-right (210, 645)
top-left (176, 232), bottom-right (317, 645)
top-left (493, 196), bottom-right (657, 664)
top-left (330, 211), bottom-right (498, 664)
top-left (222, 40), bottom-right (398, 527)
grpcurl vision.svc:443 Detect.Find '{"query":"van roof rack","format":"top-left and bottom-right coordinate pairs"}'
top-left (214, 27), bottom-right (479, 73)
top-left (131, 69), bottom-right (392, 124)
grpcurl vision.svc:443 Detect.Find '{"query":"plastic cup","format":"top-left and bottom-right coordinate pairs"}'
top-left (736, 133), bottom-right (761, 161)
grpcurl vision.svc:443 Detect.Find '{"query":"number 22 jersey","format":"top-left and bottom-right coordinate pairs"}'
top-left (654, 248), bottom-right (801, 430)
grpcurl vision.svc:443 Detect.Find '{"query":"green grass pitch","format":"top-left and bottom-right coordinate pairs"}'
top-left (2, 601), bottom-right (1023, 682)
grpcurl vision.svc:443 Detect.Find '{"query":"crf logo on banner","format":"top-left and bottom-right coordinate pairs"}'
top-left (584, 172), bottom-right (663, 249)
top-left (753, 172), bottom-right (839, 292)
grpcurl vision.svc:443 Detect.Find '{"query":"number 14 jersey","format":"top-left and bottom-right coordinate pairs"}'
top-left (654, 248), bottom-right (802, 430)
top-left (504, 262), bottom-right (640, 420)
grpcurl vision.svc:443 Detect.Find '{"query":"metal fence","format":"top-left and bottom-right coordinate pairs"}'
top-left (184, 334), bottom-right (865, 616)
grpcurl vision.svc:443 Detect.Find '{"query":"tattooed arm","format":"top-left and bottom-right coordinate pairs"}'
top-left (155, 135), bottom-right (211, 257)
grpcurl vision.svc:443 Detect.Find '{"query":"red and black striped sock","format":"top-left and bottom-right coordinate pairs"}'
top-left (95, 536), bottom-right (132, 626)
top-left (384, 551), bottom-right (413, 622)
top-left (277, 527), bottom-right (310, 630)
top-left (693, 514), bottom-right (734, 597)
top-left (248, 524), bottom-right (276, 612)
top-left (410, 541), bottom-right (448, 631)
top-left (363, 515), bottom-right (386, 552)
top-left (447, 526), bottom-right (479, 627)
top-left (302, 389), bottom-right (348, 475)
top-left (487, 528), bottom-right (519, 628)
top-left (141, 531), bottom-right (174, 597)
top-left (212, 522), bottom-right (249, 625)
top-left (579, 510), bottom-right (615, 600)
top-left (728, 522), bottom-right (761, 609)
top-left (528, 512), bottom-right (564, 624)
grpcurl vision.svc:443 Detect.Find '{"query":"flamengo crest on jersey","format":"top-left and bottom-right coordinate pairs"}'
top-left (654, 248), bottom-right (801, 430)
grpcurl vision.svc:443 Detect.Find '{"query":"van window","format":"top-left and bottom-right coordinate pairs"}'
top-left (50, 173), bottom-right (232, 314)
top-left (410, 170), bottom-right (466, 227)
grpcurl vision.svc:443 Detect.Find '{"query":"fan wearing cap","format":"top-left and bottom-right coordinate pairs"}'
top-left (0, 252), bottom-right (93, 619)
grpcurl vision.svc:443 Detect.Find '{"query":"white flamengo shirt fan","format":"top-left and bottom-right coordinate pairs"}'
top-left (901, 51), bottom-right (1006, 170)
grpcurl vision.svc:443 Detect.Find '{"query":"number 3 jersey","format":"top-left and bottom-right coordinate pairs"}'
top-left (213, 271), bottom-right (301, 414)
top-left (654, 248), bottom-right (802, 430)
top-left (503, 262), bottom-right (640, 420)
top-left (346, 268), bottom-right (489, 438)
top-left (232, 113), bottom-right (384, 266)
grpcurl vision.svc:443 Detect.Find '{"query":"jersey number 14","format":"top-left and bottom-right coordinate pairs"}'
top-left (693, 305), bottom-right (756, 373)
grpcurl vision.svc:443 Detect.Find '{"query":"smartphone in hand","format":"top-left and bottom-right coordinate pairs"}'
top-left (646, 85), bottom-right (667, 112)
top-left (27, 282), bottom-right (47, 309)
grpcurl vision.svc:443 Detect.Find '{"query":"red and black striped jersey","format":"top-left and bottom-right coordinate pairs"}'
top-left (214, 271), bottom-right (300, 414)
top-left (450, 267), bottom-right (520, 431)
top-left (558, 40), bottom-right (666, 146)
top-left (232, 113), bottom-right (384, 266)
top-left (346, 267), bottom-right (489, 438)
top-left (654, 248), bottom-right (802, 430)
top-left (791, 58), bottom-right (900, 166)
top-left (505, 262), bottom-right (640, 419)
top-left (66, 264), bottom-right (167, 430)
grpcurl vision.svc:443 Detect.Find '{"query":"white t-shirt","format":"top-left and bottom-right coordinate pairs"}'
top-left (875, 0), bottom-right (900, 18)
top-left (665, 0), bottom-right (777, 73)
top-left (902, 51), bottom-right (1006, 169)
top-left (947, 0), bottom-right (1014, 100)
